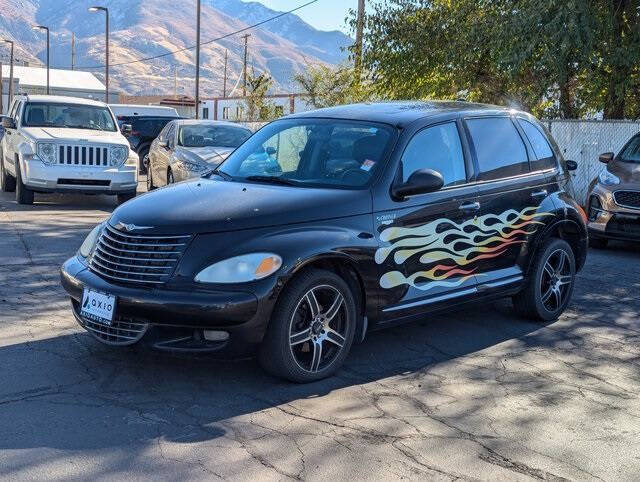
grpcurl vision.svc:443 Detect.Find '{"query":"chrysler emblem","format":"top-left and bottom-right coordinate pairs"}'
top-left (115, 222), bottom-right (153, 232)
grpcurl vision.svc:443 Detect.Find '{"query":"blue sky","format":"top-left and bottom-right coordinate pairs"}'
top-left (242, 0), bottom-right (359, 33)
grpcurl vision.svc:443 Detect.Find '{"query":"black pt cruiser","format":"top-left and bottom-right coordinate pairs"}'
top-left (61, 102), bottom-right (588, 382)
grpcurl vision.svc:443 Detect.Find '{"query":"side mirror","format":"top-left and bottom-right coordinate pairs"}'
top-left (392, 168), bottom-right (444, 199)
top-left (121, 123), bottom-right (132, 136)
top-left (157, 140), bottom-right (168, 149)
top-left (1, 116), bottom-right (16, 129)
top-left (599, 152), bottom-right (614, 164)
top-left (266, 146), bottom-right (276, 155)
top-left (565, 160), bottom-right (578, 171)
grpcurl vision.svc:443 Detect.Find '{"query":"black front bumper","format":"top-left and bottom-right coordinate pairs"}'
top-left (60, 256), bottom-right (271, 355)
top-left (590, 213), bottom-right (640, 243)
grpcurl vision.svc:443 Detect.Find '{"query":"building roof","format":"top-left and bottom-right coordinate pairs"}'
top-left (18, 94), bottom-right (108, 107)
top-left (288, 101), bottom-right (515, 127)
top-left (0, 65), bottom-right (105, 92)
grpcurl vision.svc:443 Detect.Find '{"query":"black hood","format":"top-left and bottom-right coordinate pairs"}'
top-left (110, 178), bottom-right (372, 235)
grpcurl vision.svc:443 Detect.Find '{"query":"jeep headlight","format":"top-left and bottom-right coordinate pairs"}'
top-left (79, 223), bottom-right (104, 258)
top-left (194, 253), bottom-right (282, 283)
top-left (37, 142), bottom-right (57, 165)
top-left (598, 170), bottom-right (620, 186)
top-left (109, 146), bottom-right (129, 166)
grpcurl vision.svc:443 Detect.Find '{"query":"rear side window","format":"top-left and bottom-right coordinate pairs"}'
top-left (466, 117), bottom-right (529, 181)
top-left (518, 119), bottom-right (555, 170)
top-left (401, 122), bottom-right (466, 187)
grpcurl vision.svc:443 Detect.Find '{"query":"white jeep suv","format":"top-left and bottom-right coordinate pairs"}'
top-left (0, 95), bottom-right (138, 205)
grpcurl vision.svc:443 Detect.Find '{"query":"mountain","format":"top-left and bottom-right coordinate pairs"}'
top-left (0, 0), bottom-right (353, 97)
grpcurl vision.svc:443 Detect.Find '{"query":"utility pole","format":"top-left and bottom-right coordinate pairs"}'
top-left (222, 49), bottom-right (227, 98)
top-left (71, 32), bottom-right (75, 70)
top-left (32, 26), bottom-right (49, 94)
top-left (241, 33), bottom-right (250, 97)
top-left (354, 0), bottom-right (365, 80)
top-left (174, 66), bottom-right (178, 99)
top-left (195, 0), bottom-right (201, 119)
top-left (1, 39), bottom-right (14, 107)
top-left (88, 6), bottom-right (109, 103)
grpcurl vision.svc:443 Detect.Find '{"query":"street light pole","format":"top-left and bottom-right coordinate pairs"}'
top-left (89, 6), bottom-right (109, 103)
top-left (1, 39), bottom-right (14, 106)
top-left (32, 26), bottom-right (50, 95)
top-left (71, 32), bottom-right (75, 70)
top-left (195, 0), bottom-right (201, 119)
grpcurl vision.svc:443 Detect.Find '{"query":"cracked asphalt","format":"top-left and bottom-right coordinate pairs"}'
top-left (1, 184), bottom-right (639, 481)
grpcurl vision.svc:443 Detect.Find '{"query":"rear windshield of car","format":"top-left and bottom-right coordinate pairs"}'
top-left (22, 102), bottom-right (117, 131)
top-left (178, 124), bottom-right (252, 148)
top-left (619, 136), bottom-right (640, 163)
top-left (218, 118), bottom-right (396, 189)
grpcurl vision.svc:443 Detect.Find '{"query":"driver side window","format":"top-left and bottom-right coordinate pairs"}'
top-left (401, 122), bottom-right (466, 187)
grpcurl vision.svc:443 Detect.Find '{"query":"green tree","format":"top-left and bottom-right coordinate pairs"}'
top-left (243, 71), bottom-right (278, 121)
top-left (293, 62), bottom-right (374, 108)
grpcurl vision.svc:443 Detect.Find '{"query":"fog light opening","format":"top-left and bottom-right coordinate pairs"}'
top-left (203, 330), bottom-right (230, 342)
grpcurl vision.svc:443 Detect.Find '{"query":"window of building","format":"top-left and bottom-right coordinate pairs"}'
top-left (222, 107), bottom-right (230, 120)
top-left (202, 107), bottom-right (209, 119)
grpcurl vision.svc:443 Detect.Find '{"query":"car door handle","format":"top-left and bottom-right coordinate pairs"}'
top-left (531, 190), bottom-right (548, 199)
top-left (459, 201), bottom-right (480, 212)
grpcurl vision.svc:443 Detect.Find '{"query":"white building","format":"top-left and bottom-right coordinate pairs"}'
top-left (1, 65), bottom-right (118, 114)
top-left (199, 94), bottom-right (314, 121)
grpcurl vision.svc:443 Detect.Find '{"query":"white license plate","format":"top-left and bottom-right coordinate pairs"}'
top-left (80, 289), bottom-right (116, 325)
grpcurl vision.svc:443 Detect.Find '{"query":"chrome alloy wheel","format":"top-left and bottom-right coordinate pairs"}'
top-left (288, 284), bottom-right (347, 373)
top-left (540, 249), bottom-right (572, 312)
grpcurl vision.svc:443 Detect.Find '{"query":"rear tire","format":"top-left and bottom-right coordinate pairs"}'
top-left (258, 269), bottom-right (357, 383)
top-left (1, 153), bottom-right (16, 192)
top-left (15, 161), bottom-right (34, 205)
top-left (138, 147), bottom-right (149, 175)
top-left (117, 191), bottom-right (136, 205)
top-left (589, 237), bottom-right (608, 249)
top-left (513, 238), bottom-right (576, 322)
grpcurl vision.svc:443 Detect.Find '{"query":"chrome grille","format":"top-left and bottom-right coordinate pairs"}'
top-left (73, 301), bottom-right (149, 345)
top-left (614, 190), bottom-right (640, 210)
top-left (89, 224), bottom-right (191, 286)
top-left (58, 144), bottom-right (110, 166)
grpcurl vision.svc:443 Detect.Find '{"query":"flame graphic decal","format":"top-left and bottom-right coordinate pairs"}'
top-left (376, 207), bottom-right (553, 291)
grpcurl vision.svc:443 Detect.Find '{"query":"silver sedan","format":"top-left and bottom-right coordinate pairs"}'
top-left (146, 119), bottom-right (252, 189)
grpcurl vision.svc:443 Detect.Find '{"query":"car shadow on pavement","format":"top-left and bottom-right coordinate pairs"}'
top-left (0, 301), bottom-right (573, 452)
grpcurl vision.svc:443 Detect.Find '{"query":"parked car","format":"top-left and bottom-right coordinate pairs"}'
top-left (1, 95), bottom-right (138, 205)
top-left (586, 134), bottom-right (640, 248)
top-left (109, 104), bottom-right (180, 118)
top-left (146, 119), bottom-right (252, 190)
top-left (115, 112), bottom-right (181, 174)
top-left (61, 101), bottom-right (587, 382)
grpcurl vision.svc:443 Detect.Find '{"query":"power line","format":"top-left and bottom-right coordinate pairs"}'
top-left (72, 0), bottom-right (319, 70)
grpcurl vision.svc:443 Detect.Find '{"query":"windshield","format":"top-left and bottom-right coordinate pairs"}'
top-left (218, 119), bottom-right (395, 188)
top-left (179, 124), bottom-right (252, 148)
top-left (22, 102), bottom-right (117, 131)
top-left (619, 136), bottom-right (640, 163)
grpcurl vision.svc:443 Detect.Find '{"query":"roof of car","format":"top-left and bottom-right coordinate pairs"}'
top-left (168, 119), bottom-right (252, 130)
top-left (288, 101), bottom-right (520, 126)
top-left (19, 94), bottom-right (108, 107)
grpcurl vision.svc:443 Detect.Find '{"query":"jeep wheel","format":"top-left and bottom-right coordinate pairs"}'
top-left (258, 269), bottom-right (357, 383)
top-left (15, 161), bottom-right (34, 205)
top-left (1, 154), bottom-right (16, 192)
top-left (513, 238), bottom-right (576, 322)
top-left (139, 147), bottom-right (149, 175)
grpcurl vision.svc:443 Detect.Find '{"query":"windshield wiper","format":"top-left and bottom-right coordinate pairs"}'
top-left (244, 175), bottom-right (302, 186)
top-left (202, 168), bottom-right (232, 180)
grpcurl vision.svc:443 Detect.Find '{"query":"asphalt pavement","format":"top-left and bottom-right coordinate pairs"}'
top-left (1, 184), bottom-right (639, 481)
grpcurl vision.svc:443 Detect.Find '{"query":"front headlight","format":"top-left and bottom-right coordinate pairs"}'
top-left (195, 253), bottom-right (282, 283)
top-left (37, 142), bottom-right (57, 165)
top-left (79, 223), bottom-right (104, 258)
top-left (179, 159), bottom-right (208, 172)
top-left (599, 170), bottom-right (620, 185)
top-left (110, 146), bottom-right (129, 166)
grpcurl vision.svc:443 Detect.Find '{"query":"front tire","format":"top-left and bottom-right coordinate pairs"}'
top-left (258, 269), bottom-right (357, 383)
top-left (146, 166), bottom-right (155, 191)
top-left (1, 153), bottom-right (16, 192)
top-left (15, 161), bottom-right (34, 205)
top-left (138, 147), bottom-right (149, 175)
top-left (167, 170), bottom-right (174, 185)
top-left (513, 238), bottom-right (576, 322)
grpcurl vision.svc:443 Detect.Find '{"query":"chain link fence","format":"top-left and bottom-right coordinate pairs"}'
top-left (547, 120), bottom-right (640, 204)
